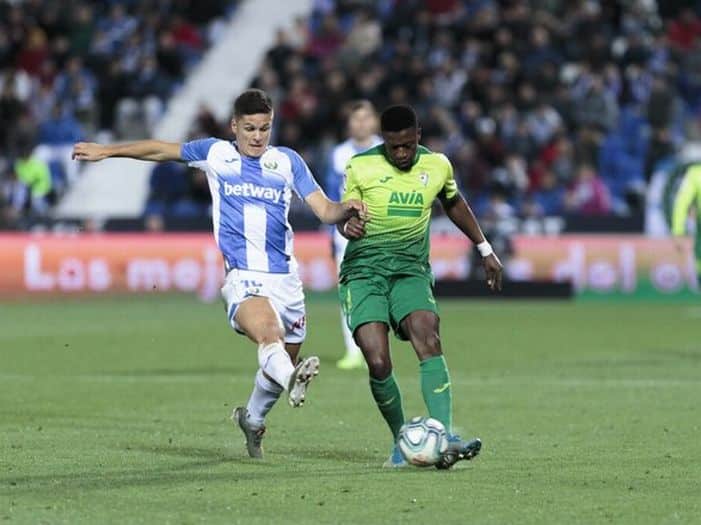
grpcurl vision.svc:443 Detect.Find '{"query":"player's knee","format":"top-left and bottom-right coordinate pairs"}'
top-left (424, 330), bottom-right (441, 353)
top-left (366, 356), bottom-right (392, 380)
top-left (255, 319), bottom-right (284, 345)
top-left (406, 319), bottom-right (441, 355)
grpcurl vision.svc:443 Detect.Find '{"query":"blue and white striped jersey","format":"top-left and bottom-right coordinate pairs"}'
top-left (181, 138), bottom-right (320, 274)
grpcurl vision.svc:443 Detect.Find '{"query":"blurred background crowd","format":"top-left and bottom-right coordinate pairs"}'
top-left (1, 0), bottom-right (700, 231)
top-left (0, 0), bottom-right (234, 225)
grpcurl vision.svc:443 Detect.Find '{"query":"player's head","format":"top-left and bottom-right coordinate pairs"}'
top-left (380, 104), bottom-right (421, 171)
top-left (231, 88), bottom-right (274, 157)
top-left (347, 100), bottom-right (378, 144)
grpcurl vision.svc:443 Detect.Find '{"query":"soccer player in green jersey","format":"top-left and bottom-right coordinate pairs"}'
top-left (338, 105), bottom-right (503, 468)
top-left (672, 163), bottom-right (701, 284)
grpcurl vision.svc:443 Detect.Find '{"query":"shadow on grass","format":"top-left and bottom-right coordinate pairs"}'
top-left (1, 443), bottom-right (413, 497)
top-left (99, 367), bottom-right (240, 377)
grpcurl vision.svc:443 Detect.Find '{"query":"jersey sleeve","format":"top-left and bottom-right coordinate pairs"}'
top-left (672, 165), bottom-right (701, 236)
top-left (437, 154), bottom-right (459, 201)
top-left (180, 137), bottom-right (217, 165)
top-left (280, 147), bottom-right (320, 198)
top-left (342, 162), bottom-right (361, 201)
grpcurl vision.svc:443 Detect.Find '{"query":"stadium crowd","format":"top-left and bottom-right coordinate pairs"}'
top-left (3, 0), bottom-right (701, 230)
top-left (245, 0), bottom-right (699, 223)
top-left (0, 0), bottom-right (234, 227)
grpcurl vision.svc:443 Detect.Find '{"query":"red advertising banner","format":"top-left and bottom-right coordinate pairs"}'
top-left (508, 236), bottom-right (697, 297)
top-left (0, 233), bottom-right (470, 298)
top-left (0, 233), bottom-right (696, 298)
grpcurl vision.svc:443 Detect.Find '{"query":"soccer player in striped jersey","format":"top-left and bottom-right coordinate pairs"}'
top-left (72, 89), bottom-right (368, 458)
top-left (338, 105), bottom-right (503, 468)
top-left (323, 100), bottom-right (381, 370)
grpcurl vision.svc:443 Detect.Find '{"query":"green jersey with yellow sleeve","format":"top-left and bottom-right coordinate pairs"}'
top-left (672, 164), bottom-right (701, 270)
top-left (671, 164), bottom-right (701, 237)
top-left (340, 144), bottom-right (458, 280)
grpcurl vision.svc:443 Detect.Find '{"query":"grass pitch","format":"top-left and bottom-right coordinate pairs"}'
top-left (1, 295), bottom-right (700, 524)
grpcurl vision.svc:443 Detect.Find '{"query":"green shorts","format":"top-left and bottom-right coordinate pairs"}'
top-left (338, 272), bottom-right (438, 341)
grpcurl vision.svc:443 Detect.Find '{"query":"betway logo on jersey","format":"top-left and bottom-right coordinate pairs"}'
top-left (224, 182), bottom-right (282, 203)
top-left (387, 191), bottom-right (424, 217)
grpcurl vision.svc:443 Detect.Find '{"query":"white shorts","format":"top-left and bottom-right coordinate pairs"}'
top-left (220, 268), bottom-right (306, 344)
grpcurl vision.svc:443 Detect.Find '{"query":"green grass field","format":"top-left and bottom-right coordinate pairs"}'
top-left (1, 295), bottom-right (700, 524)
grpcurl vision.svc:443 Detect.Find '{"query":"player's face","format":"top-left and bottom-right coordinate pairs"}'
top-left (348, 108), bottom-right (378, 142)
top-left (382, 127), bottom-right (420, 170)
top-left (232, 112), bottom-right (273, 157)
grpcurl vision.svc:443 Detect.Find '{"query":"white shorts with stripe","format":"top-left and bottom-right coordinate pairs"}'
top-left (220, 267), bottom-right (306, 344)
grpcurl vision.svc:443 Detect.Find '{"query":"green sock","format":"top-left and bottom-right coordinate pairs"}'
top-left (420, 355), bottom-right (452, 433)
top-left (370, 373), bottom-right (405, 441)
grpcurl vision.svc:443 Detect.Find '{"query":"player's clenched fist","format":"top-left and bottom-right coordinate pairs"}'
top-left (343, 199), bottom-right (370, 222)
top-left (72, 142), bottom-right (109, 162)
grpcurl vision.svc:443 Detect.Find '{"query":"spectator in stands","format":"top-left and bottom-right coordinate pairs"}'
top-left (530, 169), bottom-right (566, 217)
top-left (12, 139), bottom-right (52, 216)
top-left (5, 0), bottom-right (701, 227)
top-left (35, 102), bottom-right (83, 185)
top-left (0, 0), bottom-right (232, 227)
top-left (667, 7), bottom-right (701, 52)
top-left (565, 164), bottom-right (612, 216)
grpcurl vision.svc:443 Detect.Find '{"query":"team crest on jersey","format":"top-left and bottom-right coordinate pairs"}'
top-left (263, 160), bottom-right (278, 170)
top-left (418, 172), bottom-right (429, 186)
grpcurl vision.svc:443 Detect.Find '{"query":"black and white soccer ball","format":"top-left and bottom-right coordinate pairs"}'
top-left (397, 416), bottom-right (448, 466)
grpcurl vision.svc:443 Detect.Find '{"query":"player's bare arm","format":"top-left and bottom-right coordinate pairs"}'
top-left (72, 140), bottom-right (182, 162)
top-left (440, 193), bottom-right (503, 291)
top-left (304, 190), bottom-right (369, 225)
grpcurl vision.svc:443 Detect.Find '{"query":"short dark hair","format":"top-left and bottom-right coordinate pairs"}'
top-left (349, 99), bottom-right (376, 114)
top-left (233, 89), bottom-right (273, 118)
top-left (380, 105), bottom-right (418, 132)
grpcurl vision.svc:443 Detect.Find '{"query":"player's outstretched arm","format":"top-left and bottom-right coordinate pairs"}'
top-left (304, 190), bottom-right (369, 225)
top-left (72, 140), bottom-right (183, 163)
top-left (441, 194), bottom-right (503, 291)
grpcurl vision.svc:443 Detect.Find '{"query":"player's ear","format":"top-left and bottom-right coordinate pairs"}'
top-left (416, 126), bottom-right (422, 143)
top-left (230, 118), bottom-right (237, 136)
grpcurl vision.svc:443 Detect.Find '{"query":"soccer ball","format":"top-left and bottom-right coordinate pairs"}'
top-left (397, 416), bottom-right (448, 467)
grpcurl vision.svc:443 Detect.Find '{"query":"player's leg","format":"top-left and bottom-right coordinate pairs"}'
top-left (334, 239), bottom-right (363, 370)
top-left (222, 269), bottom-right (317, 407)
top-left (340, 275), bottom-right (407, 466)
top-left (234, 341), bottom-right (302, 458)
top-left (354, 322), bottom-right (407, 467)
top-left (695, 238), bottom-right (701, 286)
top-left (391, 275), bottom-right (481, 468)
top-left (235, 296), bottom-right (296, 387)
top-left (354, 322), bottom-right (405, 440)
top-left (337, 309), bottom-right (364, 369)
top-left (399, 310), bottom-right (453, 432)
top-left (233, 273), bottom-right (317, 406)
top-left (241, 342), bottom-right (300, 432)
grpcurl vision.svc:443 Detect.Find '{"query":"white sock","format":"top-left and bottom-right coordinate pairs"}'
top-left (258, 341), bottom-right (294, 390)
top-left (246, 369), bottom-right (283, 427)
top-left (340, 308), bottom-right (361, 356)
